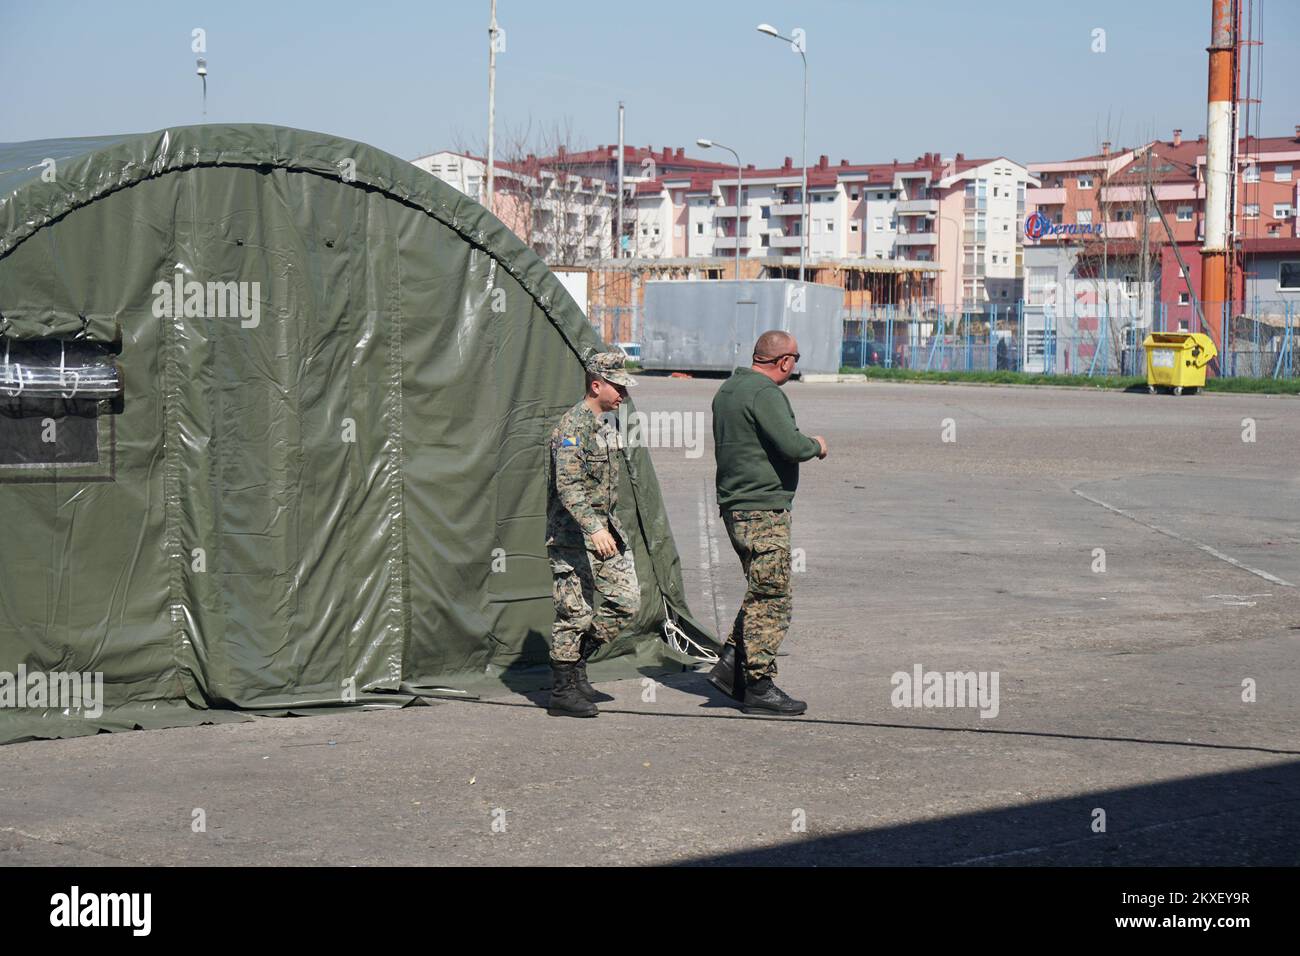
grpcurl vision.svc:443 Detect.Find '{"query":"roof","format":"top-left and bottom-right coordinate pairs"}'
top-left (709, 155), bottom-right (946, 188)
top-left (1242, 236), bottom-right (1300, 254)
top-left (533, 144), bottom-right (731, 172)
top-left (1033, 132), bottom-right (1300, 186)
top-left (0, 125), bottom-right (587, 320)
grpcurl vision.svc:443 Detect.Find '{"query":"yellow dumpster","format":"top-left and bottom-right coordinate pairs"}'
top-left (1143, 331), bottom-right (1217, 395)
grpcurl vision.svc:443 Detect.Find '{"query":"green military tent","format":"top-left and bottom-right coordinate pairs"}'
top-left (0, 124), bottom-right (715, 745)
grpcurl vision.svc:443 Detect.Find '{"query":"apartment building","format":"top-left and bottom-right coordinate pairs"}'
top-left (417, 143), bottom-right (1048, 316)
top-left (933, 157), bottom-right (1035, 309)
top-left (412, 149), bottom-right (617, 264)
top-left (1026, 126), bottom-right (1300, 327)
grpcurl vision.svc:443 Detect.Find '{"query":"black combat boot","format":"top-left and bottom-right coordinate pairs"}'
top-left (707, 643), bottom-right (741, 699)
top-left (741, 676), bottom-right (807, 716)
top-left (547, 662), bottom-right (598, 717)
top-left (574, 636), bottom-right (615, 703)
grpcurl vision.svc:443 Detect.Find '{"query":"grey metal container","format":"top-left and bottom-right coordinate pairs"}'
top-left (641, 279), bottom-right (843, 375)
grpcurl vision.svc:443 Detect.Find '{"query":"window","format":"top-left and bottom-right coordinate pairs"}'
top-left (826, 221), bottom-right (835, 232)
top-left (850, 221), bottom-right (860, 232)
top-left (1273, 204), bottom-right (1294, 220)
top-left (1178, 291), bottom-right (1190, 305)
top-left (1243, 165), bottom-right (1260, 183)
top-left (1176, 205), bottom-right (1193, 222)
top-left (993, 186), bottom-right (999, 197)
top-left (875, 192), bottom-right (884, 200)
top-left (0, 339), bottom-right (121, 472)
top-left (1277, 165), bottom-right (1294, 183)
top-left (873, 217), bottom-right (883, 232)
top-left (695, 222), bottom-right (704, 235)
top-left (1077, 210), bottom-right (1093, 225)
top-left (761, 206), bottom-right (771, 221)
top-left (1243, 203), bottom-right (1260, 219)
top-left (1078, 173), bottom-right (1094, 189)
top-left (890, 191), bottom-right (898, 199)
top-left (1112, 208), bottom-right (1134, 221)
top-left (850, 189), bottom-right (859, 200)
top-left (760, 234), bottom-right (770, 247)
top-left (1053, 211), bottom-right (1063, 224)
top-left (1280, 261), bottom-right (1300, 290)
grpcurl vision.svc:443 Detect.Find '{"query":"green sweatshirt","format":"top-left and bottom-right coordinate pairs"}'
top-left (712, 367), bottom-right (822, 512)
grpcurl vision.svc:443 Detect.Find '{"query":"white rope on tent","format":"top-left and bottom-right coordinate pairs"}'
top-left (661, 597), bottom-right (718, 663)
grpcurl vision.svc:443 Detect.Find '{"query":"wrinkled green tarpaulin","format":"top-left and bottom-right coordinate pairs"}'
top-left (0, 125), bottom-right (716, 745)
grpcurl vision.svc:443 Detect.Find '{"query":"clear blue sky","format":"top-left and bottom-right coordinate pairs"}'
top-left (2, 0), bottom-right (1296, 165)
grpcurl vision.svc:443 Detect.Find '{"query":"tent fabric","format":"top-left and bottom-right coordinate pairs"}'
top-left (0, 124), bottom-right (717, 746)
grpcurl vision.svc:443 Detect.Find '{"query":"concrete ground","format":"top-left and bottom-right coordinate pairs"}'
top-left (2, 378), bottom-right (1297, 866)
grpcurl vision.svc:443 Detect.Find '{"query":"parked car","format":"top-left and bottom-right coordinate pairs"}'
top-left (615, 342), bottom-right (641, 363)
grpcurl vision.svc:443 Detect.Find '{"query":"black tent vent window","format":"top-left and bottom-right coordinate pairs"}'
top-left (0, 338), bottom-right (121, 468)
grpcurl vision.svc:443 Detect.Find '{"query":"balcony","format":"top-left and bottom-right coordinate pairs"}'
top-left (770, 234), bottom-right (803, 248)
top-left (770, 202), bottom-right (805, 216)
top-left (895, 232), bottom-right (938, 246)
top-left (714, 235), bottom-right (756, 249)
top-left (896, 198), bottom-right (939, 215)
top-left (1030, 187), bottom-right (1067, 205)
top-left (713, 206), bottom-right (754, 219)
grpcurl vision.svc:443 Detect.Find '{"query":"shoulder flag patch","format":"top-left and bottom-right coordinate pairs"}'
top-left (561, 437), bottom-right (579, 448)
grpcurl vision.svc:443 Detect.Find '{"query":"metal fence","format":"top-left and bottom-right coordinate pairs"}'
top-left (588, 305), bottom-right (640, 348)
top-left (590, 299), bottom-right (1296, 379)
top-left (842, 299), bottom-right (1296, 379)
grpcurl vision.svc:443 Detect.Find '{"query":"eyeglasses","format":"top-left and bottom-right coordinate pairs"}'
top-left (756, 352), bottom-right (800, 365)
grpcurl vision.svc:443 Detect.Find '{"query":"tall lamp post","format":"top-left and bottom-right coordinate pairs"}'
top-left (757, 23), bottom-right (807, 282)
top-left (697, 139), bottom-right (743, 280)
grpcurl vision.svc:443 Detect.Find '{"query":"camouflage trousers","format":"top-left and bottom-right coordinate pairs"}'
top-left (548, 543), bottom-right (641, 663)
top-left (722, 509), bottom-right (793, 680)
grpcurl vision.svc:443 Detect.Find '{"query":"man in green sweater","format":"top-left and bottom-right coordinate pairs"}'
top-left (708, 329), bottom-right (827, 715)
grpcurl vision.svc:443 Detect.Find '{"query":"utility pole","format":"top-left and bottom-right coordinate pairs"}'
top-left (1139, 148), bottom-right (1151, 330)
top-left (486, 0), bottom-right (499, 213)
top-left (616, 102), bottom-right (625, 258)
top-left (1200, 0), bottom-right (1236, 349)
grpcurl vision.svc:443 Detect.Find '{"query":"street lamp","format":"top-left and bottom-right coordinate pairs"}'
top-left (195, 57), bottom-right (208, 117)
top-left (697, 138), bottom-right (744, 280)
top-left (756, 23), bottom-right (808, 282)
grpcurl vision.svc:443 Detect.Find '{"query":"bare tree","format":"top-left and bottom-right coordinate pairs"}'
top-left (452, 117), bottom-right (613, 268)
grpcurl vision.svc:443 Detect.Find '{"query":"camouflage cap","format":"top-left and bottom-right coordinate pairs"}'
top-left (584, 350), bottom-right (637, 388)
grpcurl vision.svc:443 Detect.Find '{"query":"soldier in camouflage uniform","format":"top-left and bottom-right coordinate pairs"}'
top-left (544, 350), bottom-right (641, 717)
top-left (709, 330), bottom-right (827, 715)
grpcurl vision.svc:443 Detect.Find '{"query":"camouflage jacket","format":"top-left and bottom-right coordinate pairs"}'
top-left (546, 400), bottom-right (627, 548)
